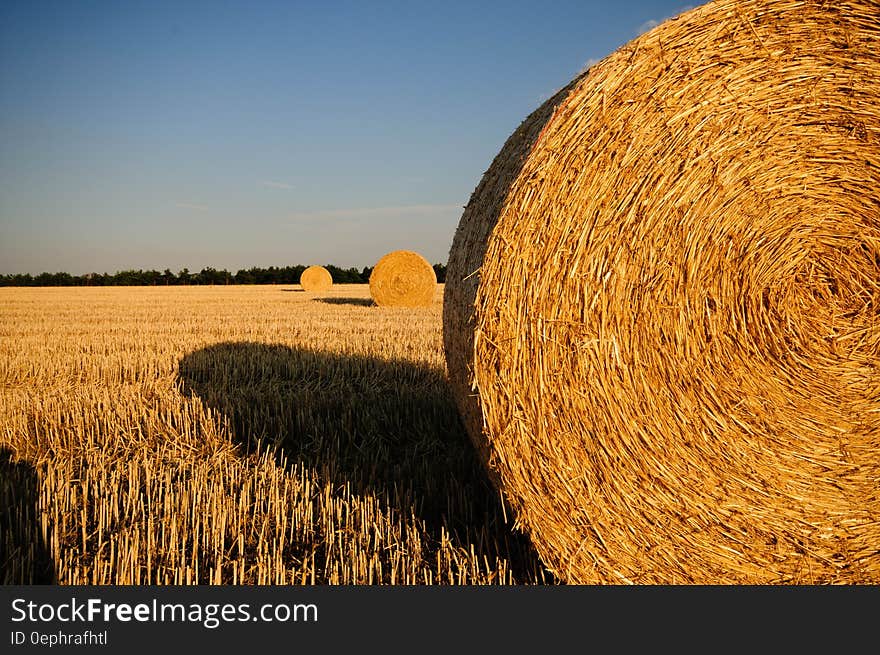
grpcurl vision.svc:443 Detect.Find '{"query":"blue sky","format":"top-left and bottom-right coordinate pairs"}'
top-left (1, 0), bottom-right (690, 275)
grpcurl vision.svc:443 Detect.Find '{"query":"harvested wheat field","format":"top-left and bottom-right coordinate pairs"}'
top-left (0, 284), bottom-right (551, 585)
top-left (444, 0), bottom-right (880, 584)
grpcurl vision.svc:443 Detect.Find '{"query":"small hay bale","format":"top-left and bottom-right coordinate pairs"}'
top-left (369, 250), bottom-right (437, 307)
top-left (443, 0), bottom-right (880, 584)
top-left (299, 265), bottom-right (333, 292)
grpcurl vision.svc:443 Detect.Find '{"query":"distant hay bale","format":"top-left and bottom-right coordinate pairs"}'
top-left (443, 0), bottom-right (880, 584)
top-left (369, 250), bottom-right (437, 307)
top-left (299, 265), bottom-right (333, 293)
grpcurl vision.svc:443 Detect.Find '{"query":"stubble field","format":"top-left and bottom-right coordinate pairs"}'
top-left (0, 284), bottom-right (552, 585)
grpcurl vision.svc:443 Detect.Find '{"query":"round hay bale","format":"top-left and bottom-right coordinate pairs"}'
top-left (369, 250), bottom-right (437, 307)
top-left (299, 265), bottom-right (333, 292)
top-left (443, 0), bottom-right (880, 584)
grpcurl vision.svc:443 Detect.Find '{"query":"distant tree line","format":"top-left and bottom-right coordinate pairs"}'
top-left (0, 263), bottom-right (448, 287)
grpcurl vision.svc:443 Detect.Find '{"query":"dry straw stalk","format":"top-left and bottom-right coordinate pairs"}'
top-left (444, 0), bottom-right (880, 583)
top-left (300, 265), bottom-right (333, 292)
top-left (369, 250), bottom-right (437, 308)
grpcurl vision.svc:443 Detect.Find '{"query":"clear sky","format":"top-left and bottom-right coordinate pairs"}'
top-left (1, 0), bottom-right (691, 275)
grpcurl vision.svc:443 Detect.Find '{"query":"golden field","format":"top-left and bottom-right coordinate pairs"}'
top-left (0, 284), bottom-right (551, 585)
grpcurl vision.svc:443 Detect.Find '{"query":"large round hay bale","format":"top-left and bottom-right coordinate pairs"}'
top-left (443, 0), bottom-right (880, 584)
top-left (369, 250), bottom-right (437, 307)
top-left (300, 265), bottom-right (333, 292)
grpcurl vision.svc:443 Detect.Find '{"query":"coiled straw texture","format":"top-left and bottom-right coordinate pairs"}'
top-left (443, 0), bottom-right (880, 583)
top-left (369, 250), bottom-right (437, 307)
top-left (300, 265), bottom-right (333, 293)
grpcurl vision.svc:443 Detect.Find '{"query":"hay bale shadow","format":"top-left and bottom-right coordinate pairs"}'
top-left (314, 298), bottom-right (374, 307)
top-left (0, 448), bottom-right (55, 584)
top-left (177, 342), bottom-right (551, 583)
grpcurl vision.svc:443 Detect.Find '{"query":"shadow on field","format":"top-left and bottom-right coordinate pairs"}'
top-left (314, 297), bottom-right (375, 307)
top-left (280, 288), bottom-right (305, 293)
top-left (0, 449), bottom-right (55, 584)
top-left (177, 342), bottom-right (550, 583)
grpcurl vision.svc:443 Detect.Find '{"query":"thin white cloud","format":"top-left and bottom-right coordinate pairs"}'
top-left (288, 203), bottom-right (462, 224)
top-left (176, 202), bottom-right (209, 211)
top-left (637, 5), bottom-right (694, 35)
top-left (537, 56), bottom-right (602, 102)
top-left (543, 7), bottom-right (695, 105)
top-left (579, 57), bottom-right (601, 73)
top-left (637, 18), bottom-right (662, 34)
top-left (261, 180), bottom-right (295, 190)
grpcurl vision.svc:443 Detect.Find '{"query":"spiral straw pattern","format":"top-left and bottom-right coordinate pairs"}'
top-left (369, 250), bottom-right (437, 308)
top-left (443, 0), bottom-right (880, 583)
top-left (300, 265), bottom-right (333, 293)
